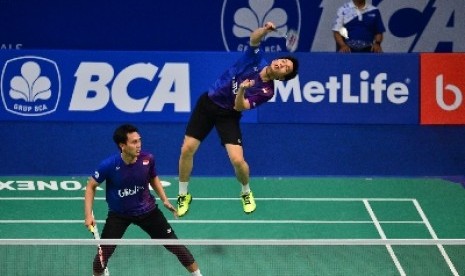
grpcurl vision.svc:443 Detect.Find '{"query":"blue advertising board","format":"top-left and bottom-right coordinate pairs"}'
top-left (260, 53), bottom-right (419, 124)
top-left (0, 50), bottom-right (257, 123)
top-left (1, 50), bottom-right (418, 124)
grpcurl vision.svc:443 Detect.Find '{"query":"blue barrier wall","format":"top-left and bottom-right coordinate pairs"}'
top-left (1, 50), bottom-right (464, 177)
top-left (1, 122), bottom-right (465, 177)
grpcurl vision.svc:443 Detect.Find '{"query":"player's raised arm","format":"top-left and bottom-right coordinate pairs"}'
top-left (250, 21), bottom-right (276, 47)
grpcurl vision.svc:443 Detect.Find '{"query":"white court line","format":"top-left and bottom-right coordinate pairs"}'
top-left (0, 197), bottom-right (424, 225)
top-left (0, 220), bottom-right (424, 224)
top-left (0, 197), bottom-right (100, 200)
top-left (0, 197), bottom-right (416, 201)
top-left (2, 238), bottom-right (465, 246)
top-left (412, 199), bottom-right (459, 276)
top-left (363, 199), bottom-right (406, 276)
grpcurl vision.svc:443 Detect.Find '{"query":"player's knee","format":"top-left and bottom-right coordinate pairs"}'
top-left (92, 261), bottom-right (104, 275)
top-left (165, 245), bottom-right (196, 267)
top-left (181, 138), bottom-right (200, 157)
top-left (180, 143), bottom-right (196, 157)
top-left (230, 156), bottom-right (247, 169)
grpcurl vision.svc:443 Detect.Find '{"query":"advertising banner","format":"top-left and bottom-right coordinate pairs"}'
top-left (0, 50), bottom-right (257, 123)
top-left (260, 53), bottom-right (419, 124)
top-left (420, 53), bottom-right (465, 125)
top-left (1, 50), bottom-right (419, 124)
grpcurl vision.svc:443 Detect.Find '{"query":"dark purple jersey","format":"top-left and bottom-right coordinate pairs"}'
top-left (208, 46), bottom-right (274, 110)
top-left (92, 152), bottom-right (157, 216)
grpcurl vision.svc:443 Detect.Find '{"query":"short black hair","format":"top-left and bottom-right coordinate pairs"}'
top-left (113, 124), bottom-right (138, 151)
top-left (281, 56), bottom-right (299, 81)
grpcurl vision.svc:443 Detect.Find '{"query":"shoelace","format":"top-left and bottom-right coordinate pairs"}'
top-left (242, 194), bottom-right (251, 205)
top-left (177, 196), bottom-right (186, 207)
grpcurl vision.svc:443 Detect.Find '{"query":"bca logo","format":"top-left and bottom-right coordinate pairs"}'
top-left (1, 56), bottom-right (61, 116)
top-left (221, 0), bottom-right (301, 52)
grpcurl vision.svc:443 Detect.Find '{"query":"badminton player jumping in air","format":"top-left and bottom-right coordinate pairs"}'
top-left (177, 21), bottom-right (299, 217)
top-left (84, 124), bottom-right (202, 276)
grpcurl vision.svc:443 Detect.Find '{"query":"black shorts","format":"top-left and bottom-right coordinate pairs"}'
top-left (186, 92), bottom-right (243, 146)
top-left (101, 208), bottom-right (176, 240)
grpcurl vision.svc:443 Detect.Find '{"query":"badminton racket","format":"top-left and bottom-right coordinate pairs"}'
top-left (89, 212), bottom-right (110, 276)
top-left (273, 28), bottom-right (299, 52)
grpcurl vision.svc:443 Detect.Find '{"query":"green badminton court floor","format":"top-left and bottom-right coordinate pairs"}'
top-left (1, 176), bottom-right (465, 275)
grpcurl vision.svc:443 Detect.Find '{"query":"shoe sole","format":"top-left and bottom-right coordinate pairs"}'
top-left (244, 206), bottom-right (256, 214)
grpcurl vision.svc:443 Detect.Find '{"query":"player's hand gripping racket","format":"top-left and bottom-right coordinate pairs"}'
top-left (89, 213), bottom-right (110, 276)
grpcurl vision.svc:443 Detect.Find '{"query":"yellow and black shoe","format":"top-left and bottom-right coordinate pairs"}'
top-left (241, 191), bottom-right (256, 214)
top-left (177, 193), bottom-right (192, 217)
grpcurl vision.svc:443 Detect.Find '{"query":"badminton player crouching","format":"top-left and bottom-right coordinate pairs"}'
top-left (84, 124), bottom-right (202, 276)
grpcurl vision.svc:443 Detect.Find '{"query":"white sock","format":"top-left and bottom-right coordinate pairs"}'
top-left (179, 181), bottom-right (189, 195)
top-left (241, 183), bottom-right (251, 194)
top-left (191, 269), bottom-right (202, 276)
